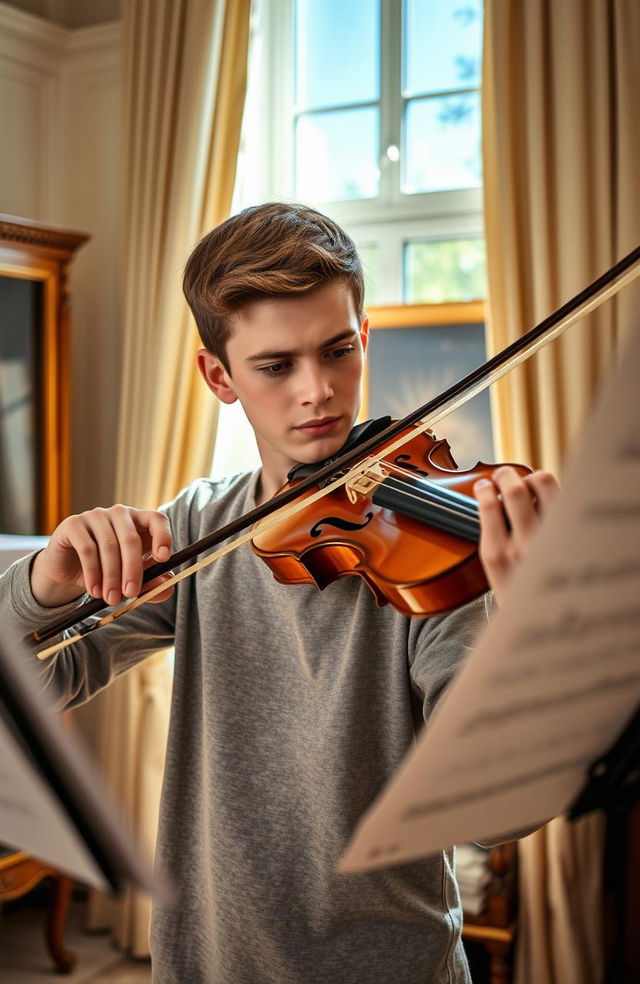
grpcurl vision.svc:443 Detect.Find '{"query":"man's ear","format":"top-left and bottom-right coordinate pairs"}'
top-left (360, 317), bottom-right (369, 355)
top-left (197, 349), bottom-right (238, 404)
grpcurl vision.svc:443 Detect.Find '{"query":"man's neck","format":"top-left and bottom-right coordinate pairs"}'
top-left (254, 462), bottom-right (293, 506)
top-left (253, 436), bottom-right (299, 506)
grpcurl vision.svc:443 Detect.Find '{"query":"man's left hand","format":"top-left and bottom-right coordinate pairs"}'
top-left (473, 466), bottom-right (559, 606)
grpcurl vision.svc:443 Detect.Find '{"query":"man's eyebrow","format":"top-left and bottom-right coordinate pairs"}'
top-left (245, 329), bottom-right (358, 362)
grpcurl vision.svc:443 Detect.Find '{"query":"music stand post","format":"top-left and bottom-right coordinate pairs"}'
top-left (568, 706), bottom-right (640, 820)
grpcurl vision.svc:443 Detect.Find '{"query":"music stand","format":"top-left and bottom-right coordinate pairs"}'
top-left (568, 706), bottom-right (640, 820)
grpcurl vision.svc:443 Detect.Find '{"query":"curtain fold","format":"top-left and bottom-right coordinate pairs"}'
top-left (482, 1), bottom-right (640, 981)
top-left (86, 0), bottom-right (251, 955)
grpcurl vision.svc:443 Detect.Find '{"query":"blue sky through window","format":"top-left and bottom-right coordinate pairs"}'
top-left (404, 0), bottom-right (483, 96)
top-left (294, 0), bottom-right (483, 199)
top-left (294, 0), bottom-right (380, 110)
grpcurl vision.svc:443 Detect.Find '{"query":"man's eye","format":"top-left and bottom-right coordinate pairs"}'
top-left (258, 362), bottom-right (289, 377)
top-left (327, 345), bottom-right (355, 360)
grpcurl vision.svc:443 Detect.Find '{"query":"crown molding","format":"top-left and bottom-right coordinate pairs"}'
top-left (0, 1), bottom-right (67, 51)
top-left (0, 3), bottom-right (119, 60)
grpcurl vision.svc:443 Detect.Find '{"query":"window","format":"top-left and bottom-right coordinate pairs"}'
top-left (402, 0), bottom-right (483, 195)
top-left (293, 0), bottom-right (381, 203)
top-left (249, 0), bottom-right (486, 306)
top-left (212, 0), bottom-right (488, 478)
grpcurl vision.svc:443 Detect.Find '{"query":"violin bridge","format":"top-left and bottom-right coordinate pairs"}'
top-left (345, 461), bottom-right (388, 504)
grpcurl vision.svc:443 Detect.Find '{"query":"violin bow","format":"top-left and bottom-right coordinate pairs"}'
top-left (34, 244), bottom-right (640, 658)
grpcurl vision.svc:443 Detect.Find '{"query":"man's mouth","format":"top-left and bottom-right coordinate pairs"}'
top-left (296, 416), bottom-right (341, 435)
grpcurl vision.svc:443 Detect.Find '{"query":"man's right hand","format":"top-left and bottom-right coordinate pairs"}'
top-left (30, 505), bottom-right (175, 609)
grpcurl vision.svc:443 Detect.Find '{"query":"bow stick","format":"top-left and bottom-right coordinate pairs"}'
top-left (34, 244), bottom-right (640, 658)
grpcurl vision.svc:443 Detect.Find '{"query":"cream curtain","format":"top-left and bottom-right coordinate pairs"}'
top-left (482, 1), bottom-right (640, 982)
top-left (86, 0), bottom-right (251, 955)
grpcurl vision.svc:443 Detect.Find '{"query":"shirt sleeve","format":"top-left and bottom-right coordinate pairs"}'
top-left (0, 484), bottom-right (202, 710)
top-left (0, 475), bottom-right (253, 712)
top-left (0, 545), bottom-right (177, 711)
top-left (407, 592), bottom-right (493, 723)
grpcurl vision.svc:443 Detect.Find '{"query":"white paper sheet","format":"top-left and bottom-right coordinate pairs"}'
top-left (0, 714), bottom-right (110, 889)
top-left (340, 326), bottom-right (640, 873)
top-left (0, 630), bottom-right (159, 895)
top-left (0, 539), bottom-right (106, 881)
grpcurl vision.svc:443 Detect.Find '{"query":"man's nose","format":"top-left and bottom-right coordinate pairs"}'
top-left (300, 364), bottom-right (334, 405)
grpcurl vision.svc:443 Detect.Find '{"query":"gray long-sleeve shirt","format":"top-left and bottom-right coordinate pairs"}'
top-left (1, 472), bottom-right (493, 984)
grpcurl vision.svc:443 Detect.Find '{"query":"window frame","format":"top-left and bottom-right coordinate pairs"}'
top-left (251, 0), bottom-right (485, 304)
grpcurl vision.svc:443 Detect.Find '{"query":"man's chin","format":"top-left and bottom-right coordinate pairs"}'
top-left (295, 432), bottom-right (351, 465)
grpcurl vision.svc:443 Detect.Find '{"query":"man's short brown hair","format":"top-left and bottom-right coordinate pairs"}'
top-left (183, 202), bottom-right (365, 372)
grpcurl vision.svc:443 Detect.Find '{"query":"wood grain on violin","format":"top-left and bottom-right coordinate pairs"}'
top-left (252, 425), bottom-right (530, 616)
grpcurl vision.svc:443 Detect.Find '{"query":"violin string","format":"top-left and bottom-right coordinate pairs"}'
top-left (380, 483), bottom-right (479, 524)
top-left (420, 480), bottom-right (480, 515)
top-left (394, 481), bottom-right (479, 519)
top-left (377, 498), bottom-right (479, 541)
top-left (381, 473), bottom-right (480, 521)
top-left (374, 479), bottom-right (480, 541)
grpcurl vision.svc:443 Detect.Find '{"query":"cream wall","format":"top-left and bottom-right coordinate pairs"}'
top-left (0, 0), bottom-right (122, 514)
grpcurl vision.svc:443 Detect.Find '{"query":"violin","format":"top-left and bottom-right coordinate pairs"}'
top-left (34, 243), bottom-right (640, 656)
top-left (252, 420), bottom-right (530, 617)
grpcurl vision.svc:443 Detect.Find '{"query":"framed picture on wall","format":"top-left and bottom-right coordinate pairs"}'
top-left (362, 301), bottom-right (493, 472)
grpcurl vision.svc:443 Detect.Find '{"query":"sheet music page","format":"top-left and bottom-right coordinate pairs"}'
top-left (0, 541), bottom-right (118, 887)
top-left (0, 631), bottom-right (159, 895)
top-left (0, 713), bottom-right (111, 890)
top-left (340, 325), bottom-right (640, 873)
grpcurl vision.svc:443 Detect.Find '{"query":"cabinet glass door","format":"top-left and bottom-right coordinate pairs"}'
top-left (0, 275), bottom-right (42, 534)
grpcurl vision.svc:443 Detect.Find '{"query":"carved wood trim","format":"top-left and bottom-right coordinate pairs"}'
top-left (0, 214), bottom-right (88, 256)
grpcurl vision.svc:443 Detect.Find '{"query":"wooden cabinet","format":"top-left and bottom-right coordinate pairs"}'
top-left (0, 215), bottom-right (88, 973)
top-left (0, 213), bottom-right (88, 535)
top-left (462, 841), bottom-right (518, 984)
top-left (0, 851), bottom-right (76, 973)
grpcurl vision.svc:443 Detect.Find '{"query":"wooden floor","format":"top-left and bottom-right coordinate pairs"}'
top-left (0, 899), bottom-right (151, 984)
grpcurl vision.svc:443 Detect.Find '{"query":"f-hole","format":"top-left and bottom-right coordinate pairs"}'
top-left (310, 512), bottom-right (374, 538)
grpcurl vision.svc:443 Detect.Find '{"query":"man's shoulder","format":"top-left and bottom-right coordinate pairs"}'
top-left (176, 471), bottom-right (255, 506)
top-left (161, 471), bottom-right (258, 544)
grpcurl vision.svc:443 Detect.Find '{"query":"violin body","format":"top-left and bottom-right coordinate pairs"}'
top-left (251, 425), bottom-right (532, 617)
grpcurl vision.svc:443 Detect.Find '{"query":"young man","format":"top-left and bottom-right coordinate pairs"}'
top-left (1, 204), bottom-right (557, 983)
